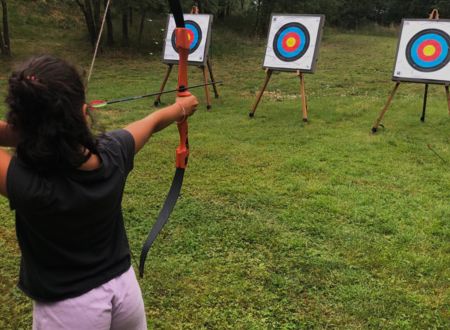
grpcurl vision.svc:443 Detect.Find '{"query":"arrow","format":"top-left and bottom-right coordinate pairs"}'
top-left (89, 81), bottom-right (222, 109)
top-left (427, 144), bottom-right (448, 165)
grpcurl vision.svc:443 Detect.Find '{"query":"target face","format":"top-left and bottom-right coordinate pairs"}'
top-left (406, 29), bottom-right (450, 72)
top-left (273, 23), bottom-right (310, 62)
top-left (163, 14), bottom-right (213, 65)
top-left (171, 21), bottom-right (202, 54)
top-left (393, 20), bottom-right (450, 84)
top-left (263, 15), bottom-right (325, 73)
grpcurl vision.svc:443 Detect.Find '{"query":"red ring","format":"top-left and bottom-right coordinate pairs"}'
top-left (417, 40), bottom-right (442, 61)
top-left (282, 32), bottom-right (301, 51)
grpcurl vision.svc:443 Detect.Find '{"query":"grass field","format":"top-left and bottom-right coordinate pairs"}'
top-left (0, 2), bottom-right (449, 329)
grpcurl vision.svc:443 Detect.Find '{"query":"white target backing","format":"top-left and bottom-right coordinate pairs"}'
top-left (393, 19), bottom-right (450, 84)
top-left (263, 14), bottom-right (325, 73)
top-left (163, 14), bottom-right (213, 65)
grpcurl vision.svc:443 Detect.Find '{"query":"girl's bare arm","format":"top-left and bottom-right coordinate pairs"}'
top-left (0, 121), bottom-right (18, 147)
top-left (0, 149), bottom-right (12, 197)
top-left (124, 96), bottom-right (198, 153)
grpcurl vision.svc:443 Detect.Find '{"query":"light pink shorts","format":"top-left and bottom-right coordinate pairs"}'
top-left (32, 267), bottom-right (147, 330)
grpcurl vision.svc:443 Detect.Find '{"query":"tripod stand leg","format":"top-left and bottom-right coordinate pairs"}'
top-left (299, 72), bottom-right (308, 122)
top-left (202, 66), bottom-right (212, 110)
top-left (421, 84), bottom-right (429, 122)
top-left (154, 64), bottom-right (173, 106)
top-left (372, 82), bottom-right (400, 133)
top-left (446, 85), bottom-right (450, 117)
top-left (207, 58), bottom-right (219, 98)
top-left (249, 70), bottom-right (273, 118)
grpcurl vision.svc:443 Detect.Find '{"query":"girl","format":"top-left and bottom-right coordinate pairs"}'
top-left (0, 55), bottom-right (198, 329)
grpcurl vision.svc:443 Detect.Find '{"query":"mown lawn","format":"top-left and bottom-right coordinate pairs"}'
top-left (0, 2), bottom-right (449, 329)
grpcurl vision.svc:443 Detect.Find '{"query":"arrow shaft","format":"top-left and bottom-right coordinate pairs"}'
top-left (102, 81), bottom-right (222, 106)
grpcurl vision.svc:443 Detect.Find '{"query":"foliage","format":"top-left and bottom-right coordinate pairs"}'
top-left (71, 0), bottom-right (450, 45)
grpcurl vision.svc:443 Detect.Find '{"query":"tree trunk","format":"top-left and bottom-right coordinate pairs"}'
top-left (254, 0), bottom-right (262, 35)
top-left (105, 0), bottom-right (113, 46)
top-left (1, 0), bottom-right (10, 56)
top-left (84, 0), bottom-right (97, 47)
top-left (93, 0), bottom-right (101, 34)
top-left (138, 10), bottom-right (146, 45)
top-left (76, 0), bottom-right (97, 48)
top-left (122, 9), bottom-right (129, 46)
top-left (217, 0), bottom-right (225, 19)
top-left (255, 0), bottom-right (273, 36)
top-left (226, 2), bottom-right (231, 17)
top-left (129, 6), bottom-right (133, 26)
top-left (0, 23), bottom-right (5, 55)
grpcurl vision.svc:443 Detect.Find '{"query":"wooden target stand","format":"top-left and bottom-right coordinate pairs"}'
top-left (249, 69), bottom-right (309, 122)
top-left (154, 5), bottom-right (220, 110)
top-left (372, 9), bottom-right (450, 133)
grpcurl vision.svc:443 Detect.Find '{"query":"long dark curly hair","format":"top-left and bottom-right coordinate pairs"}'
top-left (5, 55), bottom-right (98, 173)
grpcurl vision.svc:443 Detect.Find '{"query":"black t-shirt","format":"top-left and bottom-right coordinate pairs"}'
top-left (7, 129), bottom-right (135, 302)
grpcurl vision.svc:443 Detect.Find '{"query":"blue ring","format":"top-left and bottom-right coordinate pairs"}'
top-left (186, 23), bottom-right (200, 51)
top-left (276, 27), bottom-right (307, 59)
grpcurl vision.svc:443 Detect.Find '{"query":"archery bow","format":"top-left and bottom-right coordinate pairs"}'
top-left (139, 0), bottom-right (191, 278)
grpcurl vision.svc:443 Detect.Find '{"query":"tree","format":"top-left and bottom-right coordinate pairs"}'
top-left (72, 0), bottom-right (450, 50)
top-left (0, 0), bottom-right (10, 56)
top-left (122, 5), bottom-right (129, 46)
top-left (133, 0), bottom-right (167, 45)
top-left (105, 0), bottom-right (114, 46)
top-left (253, 0), bottom-right (275, 35)
top-left (76, 0), bottom-right (100, 48)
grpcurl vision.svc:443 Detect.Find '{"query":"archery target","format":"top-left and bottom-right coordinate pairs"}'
top-left (393, 20), bottom-right (450, 83)
top-left (171, 20), bottom-right (202, 54)
top-left (263, 14), bottom-right (325, 72)
top-left (163, 14), bottom-right (212, 65)
top-left (273, 22), bottom-right (310, 62)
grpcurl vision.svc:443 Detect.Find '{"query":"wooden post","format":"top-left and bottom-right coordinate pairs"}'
top-left (298, 71), bottom-right (308, 122)
top-left (202, 66), bottom-right (212, 110)
top-left (249, 69), bottom-right (273, 118)
top-left (421, 84), bottom-right (429, 122)
top-left (207, 58), bottom-right (220, 98)
top-left (154, 64), bottom-right (173, 106)
top-left (190, 5), bottom-right (199, 14)
top-left (372, 82), bottom-right (401, 133)
top-left (429, 9), bottom-right (439, 20)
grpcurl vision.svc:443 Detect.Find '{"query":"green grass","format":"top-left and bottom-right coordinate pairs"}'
top-left (0, 2), bottom-right (449, 329)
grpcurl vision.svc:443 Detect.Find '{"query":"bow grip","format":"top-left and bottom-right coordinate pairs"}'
top-left (176, 121), bottom-right (189, 169)
top-left (174, 27), bottom-right (190, 169)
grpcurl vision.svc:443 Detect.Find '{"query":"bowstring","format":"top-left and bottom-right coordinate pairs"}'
top-left (86, 0), bottom-right (112, 90)
top-left (83, 0), bottom-right (141, 271)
